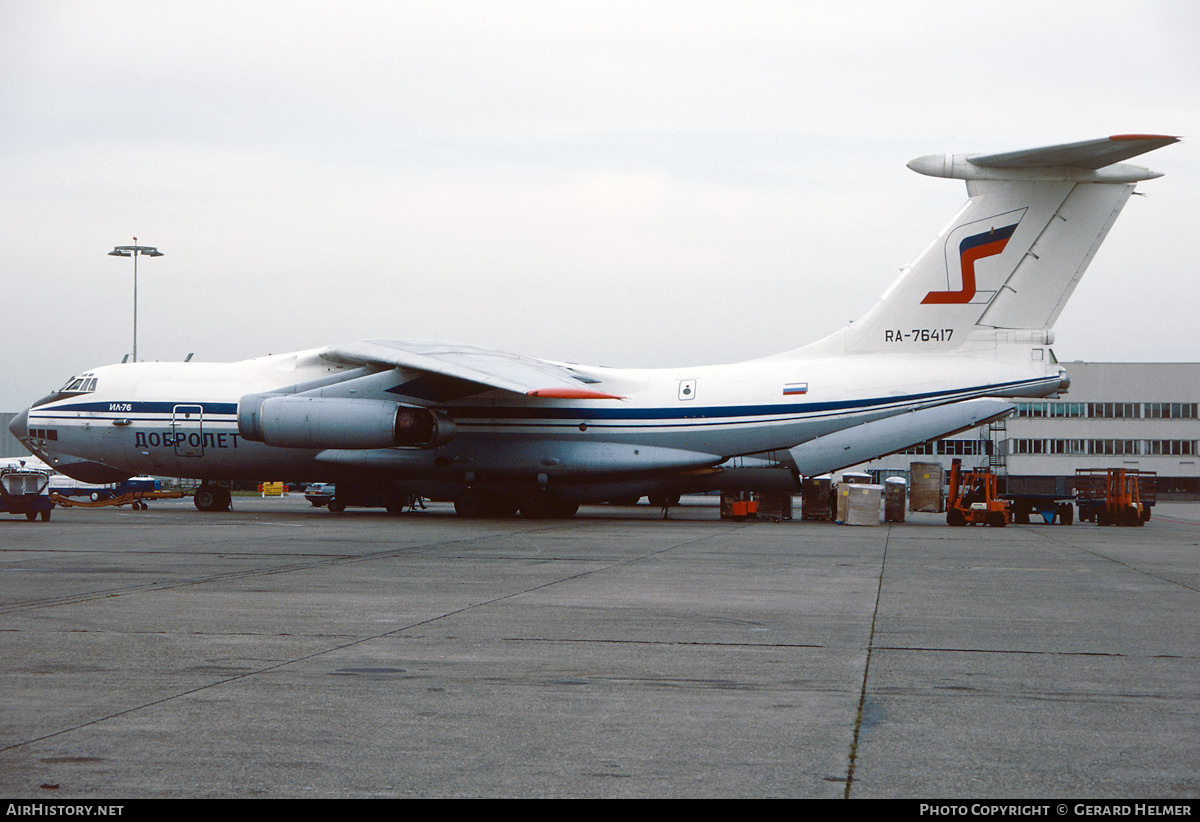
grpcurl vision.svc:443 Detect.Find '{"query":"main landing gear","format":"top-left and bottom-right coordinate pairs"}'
top-left (453, 487), bottom-right (579, 519)
top-left (193, 482), bottom-right (232, 512)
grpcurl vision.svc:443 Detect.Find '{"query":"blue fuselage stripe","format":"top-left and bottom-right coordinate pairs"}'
top-left (31, 376), bottom-right (1049, 426)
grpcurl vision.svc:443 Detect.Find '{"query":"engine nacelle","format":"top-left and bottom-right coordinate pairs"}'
top-left (237, 395), bottom-right (455, 450)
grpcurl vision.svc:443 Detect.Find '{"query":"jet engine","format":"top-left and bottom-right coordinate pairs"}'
top-left (237, 395), bottom-right (455, 449)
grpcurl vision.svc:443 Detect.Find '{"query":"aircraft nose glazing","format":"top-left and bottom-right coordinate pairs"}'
top-left (8, 407), bottom-right (28, 439)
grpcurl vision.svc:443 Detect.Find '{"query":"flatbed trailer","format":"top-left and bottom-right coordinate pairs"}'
top-left (1001, 493), bottom-right (1075, 525)
top-left (50, 490), bottom-right (184, 510)
top-left (51, 477), bottom-right (161, 501)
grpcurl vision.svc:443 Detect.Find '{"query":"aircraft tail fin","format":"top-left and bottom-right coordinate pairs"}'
top-left (834, 135), bottom-right (1178, 355)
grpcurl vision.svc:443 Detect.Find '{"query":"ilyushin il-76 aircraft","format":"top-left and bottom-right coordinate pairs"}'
top-left (10, 134), bottom-right (1178, 517)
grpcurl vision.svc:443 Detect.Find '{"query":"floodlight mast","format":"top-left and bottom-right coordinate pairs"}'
top-left (107, 237), bottom-right (163, 363)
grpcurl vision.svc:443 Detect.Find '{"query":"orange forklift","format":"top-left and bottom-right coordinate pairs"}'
top-left (945, 458), bottom-right (1011, 527)
top-left (1074, 468), bottom-right (1153, 526)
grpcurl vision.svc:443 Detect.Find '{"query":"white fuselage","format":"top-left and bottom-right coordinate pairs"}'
top-left (18, 339), bottom-right (1063, 497)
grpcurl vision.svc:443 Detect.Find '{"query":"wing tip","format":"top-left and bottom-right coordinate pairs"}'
top-left (1109, 133), bottom-right (1180, 142)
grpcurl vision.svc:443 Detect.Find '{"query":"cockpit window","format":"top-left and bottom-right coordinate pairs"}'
top-left (59, 375), bottom-right (97, 393)
top-left (33, 374), bottom-right (100, 408)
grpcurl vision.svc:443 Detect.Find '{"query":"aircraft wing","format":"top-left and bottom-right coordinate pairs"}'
top-left (319, 339), bottom-right (623, 399)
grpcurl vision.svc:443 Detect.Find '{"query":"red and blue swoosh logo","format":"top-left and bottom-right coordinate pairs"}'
top-left (922, 222), bottom-right (1019, 304)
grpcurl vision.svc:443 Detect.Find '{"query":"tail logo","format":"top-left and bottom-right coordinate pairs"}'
top-left (922, 222), bottom-right (1019, 304)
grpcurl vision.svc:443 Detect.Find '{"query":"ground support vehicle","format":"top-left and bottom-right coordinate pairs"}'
top-left (1, 467), bottom-right (54, 521)
top-left (1074, 468), bottom-right (1155, 526)
top-left (946, 459), bottom-right (1010, 527)
top-left (720, 490), bottom-right (758, 521)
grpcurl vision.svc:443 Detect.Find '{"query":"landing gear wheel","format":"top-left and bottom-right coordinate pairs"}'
top-left (194, 485), bottom-right (232, 512)
top-left (518, 490), bottom-right (578, 519)
top-left (454, 489), bottom-right (519, 518)
top-left (454, 489), bottom-right (486, 518)
top-left (482, 496), bottom-right (520, 518)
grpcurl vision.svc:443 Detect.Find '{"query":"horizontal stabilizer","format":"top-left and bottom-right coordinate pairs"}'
top-left (908, 134), bottom-right (1179, 183)
top-left (970, 134), bottom-right (1179, 170)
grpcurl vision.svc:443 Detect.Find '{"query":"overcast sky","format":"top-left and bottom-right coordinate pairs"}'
top-left (2, 0), bottom-right (1197, 410)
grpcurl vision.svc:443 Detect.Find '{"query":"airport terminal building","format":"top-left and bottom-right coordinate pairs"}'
top-left (849, 361), bottom-right (1200, 499)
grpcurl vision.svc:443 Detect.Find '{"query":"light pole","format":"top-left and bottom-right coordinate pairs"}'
top-left (107, 238), bottom-right (163, 363)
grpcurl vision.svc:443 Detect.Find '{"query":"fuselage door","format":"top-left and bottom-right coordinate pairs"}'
top-left (172, 404), bottom-right (204, 457)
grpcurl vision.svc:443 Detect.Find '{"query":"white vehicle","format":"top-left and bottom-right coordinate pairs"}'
top-left (10, 135), bottom-right (1178, 517)
top-left (0, 465), bottom-right (53, 521)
